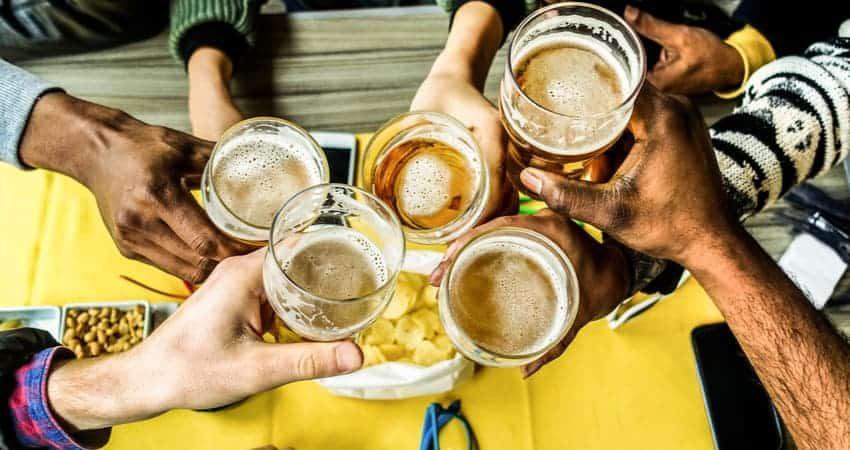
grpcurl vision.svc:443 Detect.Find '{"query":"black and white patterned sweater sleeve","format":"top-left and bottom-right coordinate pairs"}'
top-left (628, 30), bottom-right (850, 295)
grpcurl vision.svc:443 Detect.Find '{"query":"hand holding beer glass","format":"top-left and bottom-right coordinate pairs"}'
top-left (363, 112), bottom-right (491, 244)
top-left (430, 211), bottom-right (630, 374)
top-left (201, 117), bottom-right (330, 244)
top-left (500, 2), bottom-right (646, 191)
top-left (263, 184), bottom-right (405, 341)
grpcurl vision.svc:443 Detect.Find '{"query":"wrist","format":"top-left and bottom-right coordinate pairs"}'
top-left (188, 47), bottom-right (233, 91)
top-left (582, 242), bottom-right (632, 322)
top-left (18, 93), bottom-right (131, 186)
top-left (676, 223), bottom-right (753, 276)
top-left (47, 349), bottom-right (168, 432)
top-left (437, 1), bottom-right (503, 89)
top-left (718, 42), bottom-right (747, 91)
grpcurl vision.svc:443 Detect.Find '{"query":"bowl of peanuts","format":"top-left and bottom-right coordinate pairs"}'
top-left (59, 301), bottom-right (151, 359)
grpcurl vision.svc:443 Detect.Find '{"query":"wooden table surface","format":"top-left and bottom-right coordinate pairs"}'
top-left (11, 5), bottom-right (850, 316)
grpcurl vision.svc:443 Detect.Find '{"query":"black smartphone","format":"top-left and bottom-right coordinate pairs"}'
top-left (309, 132), bottom-right (357, 226)
top-left (311, 131), bottom-right (357, 185)
top-left (692, 323), bottom-right (783, 450)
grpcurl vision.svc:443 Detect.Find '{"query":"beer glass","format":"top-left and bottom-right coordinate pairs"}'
top-left (500, 2), bottom-right (646, 193)
top-left (438, 227), bottom-right (579, 367)
top-left (263, 184), bottom-right (405, 341)
top-left (362, 111), bottom-right (490, 245)
top-left (201, 117), bottom-right (329, 244)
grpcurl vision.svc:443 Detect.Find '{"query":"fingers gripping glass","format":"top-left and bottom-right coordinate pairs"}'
top-left (263, 184), bottom-right (405, 341)
top-left (362, 112), bottom-right (490, 245)
top-left (499, 2), bottom-right (646, 192)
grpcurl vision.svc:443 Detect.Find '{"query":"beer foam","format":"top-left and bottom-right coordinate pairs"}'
top-left (397, 153), bottom-right (453, 218)
top-left (507, 33), bottom-right (634, 157)
top-left (449, 237), bottom-right (569, 356)
top-left (212, 133), bottom-right (323, 227)
top-left (519, 44), bottom-right (624, 116)
top-left (282, 227), bottom-right (388, 300)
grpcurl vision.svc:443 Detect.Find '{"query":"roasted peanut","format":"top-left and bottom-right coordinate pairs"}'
top-left (63, 305), bottom-right (146, 358)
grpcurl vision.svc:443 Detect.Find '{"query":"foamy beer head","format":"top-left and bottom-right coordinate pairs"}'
top-left (438, 227), bottom-right (580, 367)
top-left (500, 2), bottom-right (646, 189)
top-left (263, 184), bottom-right (405, 341)
top-left (201, 118), bottom-right (328, 243)
top-left (363, 112), bottom-right (489, 245)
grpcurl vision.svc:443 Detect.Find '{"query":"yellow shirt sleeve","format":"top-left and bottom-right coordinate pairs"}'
top-left (714, 25), bottom-right (777, 99)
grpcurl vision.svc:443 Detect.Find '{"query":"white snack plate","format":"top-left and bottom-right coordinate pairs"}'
top-left (0, 306), bottom-right (62, 341)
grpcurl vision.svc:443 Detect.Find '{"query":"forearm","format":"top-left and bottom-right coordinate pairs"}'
top-left (0, 60), bottom-right (61, 169)
top-left (187, 47), bottom-right (242, 140)
top-left (431, 1), bottom-right (503, 90)
top-left (686, 229), bottom-right (850, 448)
top-left (188, 47), bottom-right (234, 102)
top-left (47, 349), bottom-right (168, 433)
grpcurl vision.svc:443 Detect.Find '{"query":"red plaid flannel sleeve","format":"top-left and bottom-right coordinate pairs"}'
top-left (9, 346), bottom-right (92, 449)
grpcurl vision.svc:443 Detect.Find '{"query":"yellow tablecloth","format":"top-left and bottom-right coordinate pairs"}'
top-left (0, 134), bottom-right (723, 450)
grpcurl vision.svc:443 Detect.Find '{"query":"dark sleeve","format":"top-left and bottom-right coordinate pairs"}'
top-left (0, 328), bottom-right (59, 449)
top-left (169, 0), bottom-right (265, 70)
top-left (177, 21), bottom-right (250, 70)
top-left (732, 0), bottom-right (850, 55)
top-left (445, 0), bottom-right (532, 42)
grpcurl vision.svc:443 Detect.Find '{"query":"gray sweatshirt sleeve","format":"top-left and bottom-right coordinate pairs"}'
top-left (0, 59), bottom-right (61, 169)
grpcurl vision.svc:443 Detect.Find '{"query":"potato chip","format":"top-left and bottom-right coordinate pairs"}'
top-left (360, 318), bottom-right (394, 345)
top-left (416, 284), bottom-right (439, 309)
top-left (362, 344), bottom-right (387, 367)
top-left (433, 334), bottom-right (454, 354)
top-left (382, 272), bottom-right (426, 319)
top-left (394, 315), bottom-right (426, 350)
top-left (432, 335), bottom-right (456, 360)
top-left (379, 343), bottom-right (407, 361)
top-left (409, 308), bottom-right (440, 339)
top-left (412, 341), bottom-right (445, 366)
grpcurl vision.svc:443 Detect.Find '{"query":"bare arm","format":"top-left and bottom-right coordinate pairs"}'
top-left (427, 1), bottom-right (503, 90)
top-left (689, 226), bottom-right (850, 448)
top-left (187, 47), bottom-right (243, 140)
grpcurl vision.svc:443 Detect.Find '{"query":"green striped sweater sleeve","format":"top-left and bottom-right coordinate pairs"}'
top-left (169, 0), bottom-right (264, 64)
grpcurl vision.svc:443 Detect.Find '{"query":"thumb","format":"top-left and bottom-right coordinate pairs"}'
top-left (624, 5), bottom-right (682, 47)
top-left (182, 133), bottom-right (216, 174)
top-left (520, 168), bottom-right (615, 228)
top-left (253, 340), bottom-right (363, 387)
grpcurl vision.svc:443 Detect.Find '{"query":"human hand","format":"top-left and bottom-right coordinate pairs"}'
top-left (411, 72), bottom-right (518, 220)
top-left (519, 84), bottom-right (737, 268)
top-left (411, 1), bottom-right (516, 220)
top-left (429, 210), bottom-right (630, 376)
top-left (20, 92), bottom-right (252, 282)
top-left (624, 6), bottom-right (745, 95)
top-left (188, 47), bottom-right (244, 140)
top-left (47, 248), bottom-right (363, 432)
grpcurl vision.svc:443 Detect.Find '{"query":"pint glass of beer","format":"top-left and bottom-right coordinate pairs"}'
top-left (263, 184), bottom-right (405, 341)
top-left (201, 117), bottom-right (329, 244)
top-left (500, 2), bottom-right (646, 192)
top-left (362, 112), bottom-right (490, 245)
top-left (438, 227), bottom-right (580, 367)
